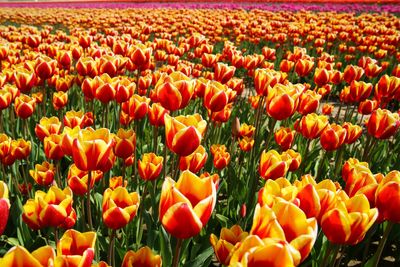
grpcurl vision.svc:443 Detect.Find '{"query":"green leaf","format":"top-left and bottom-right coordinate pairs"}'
top-left (159, 226), bottom-right (172, 267)
top-left (184, 246), bottom-right (214, 267)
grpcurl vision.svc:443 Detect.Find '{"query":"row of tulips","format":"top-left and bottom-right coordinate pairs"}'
top-left (0, 6), bottom-right (399, 267)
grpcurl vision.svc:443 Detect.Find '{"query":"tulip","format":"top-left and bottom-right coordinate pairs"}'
top-left (22, 186), bottom-right (75, 229)
top-left (76, 57), bottom-right (98, 78)
top-left (210, 225), bottom-right (249, 266)
top-left (0, 245), bottom-right (55, 267)
top-left (343, 65), bottom-right (364, 83)
top-left (295, 58), bottom-right (314, 77)
top-left (35, 116), bottom-right (62, 141)
top-left (13, 68), bottom-right (36, 93)
top-left (35, 56), bottom-right (57, 80)
top-left (128, 44), bottom-right (152, 68)
top-left (53, 91), bottom-right (68, 110)
top-left (314, 68), bottom-right (330, 86)
top-left (280, 59), bottom-right (295, 73)
top-left (0, 181), bottom-right (10, 236)
top-left (179, 145), bottom-right (207, 173)
top-left (281, 149), bottom-right (302, 171)
top-left (102, 187), bottom-right (140, 229)
top-left (56, 50), bottom-right (72, 69)
top-left (321, 194), bottom-right (378, 245)
top-left (67, 164), bottom-right (103, 196)
top-left (375, 171), bottom-right (400, 223)
top-left (122, 246), bottom-right (162, 267)
top-left (164, 113), bottom-right (207, 156)
top-left (214, 62), bottom-right (235, 84)
top-left (155, 71), bottom-right (195, 111)
top-left (297, 113), bottom-right (329, 139)
top-left (10, 139), bottom-right (31, 160)
top-left (29, 161), bottom-right (55, 187)
top-left (239, 123), bottom-right (255, 138)
top-left (148, 102), bottom-right (169, 127)
top-left (159, 170), bottom-right (217, 239)
top-left (342, 122), bottom-right (362, 144)
top-left (63, 110), bottom-right (93, 129)
top-left (251, 200), bottom-right (317, 261)
top-left (138, 153), bottom-right (163, 181)
top-left (254, 69), bottom-right (286, 96)
top-left (274, 127), bottom-right (295, 151)
top-left (0, 89), bottom-right (12, 110)
top-left (322, 103), bottom-right (334, 115)
top-left (211, 103), bottom-right (233, 123)
top-left (258, 178), bottom-right (298, 207)
top-left (229, 235), bottom-right (301, 267)
top-left (320, 124), bottom-right (347, 151)
top-left (358, 99), bottom-right (378, 115)
top-left (201, 53), bottom-right (218, 68)
top-left (71, 128), bottom-right (114, 171)
top-left (113, 128), bottom-right (136, 160)
top-left (297, 90), bottom-right (321, 115)
top-left (204, 80), bottom-right (232, 113)
top-left (213, 150), bottom-right (231, 170)
top-left (239, 137), bottom-right (254, 152)
top-left (78, 34), bottom-right (93, 48)
top-left (259, 150), bottom-right (290, 180)
top-left (0, 134), bottom-right (11, 162)
top-left (121, 94), bottom-right (150, 120)
top-left (14, 94), bottom-right (36, 119)
top-left (44, 134), bottom-right (64, 160)
top-left (96, 82), bottom-right (116, 104)
top-left (109, 176), bottom-right (127, 190)
top-left (56, 229), bottom-right (96, 267)
top-left (266, 84), bottom-right (300, 121)
top-left (366, 108), bottom-right (400, 139)
top-left (115, 78), bottom-right (136, 103)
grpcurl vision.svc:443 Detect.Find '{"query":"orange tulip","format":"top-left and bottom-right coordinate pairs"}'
top-left (321, 103), bottom-right (334, 115)
top-left (201, 53), bottom-right (218, 68)
top-left (29, 161), bottom-right (55, 187)
top-left (72, 128), bottom-right (115, 171)
top-left (138, 153), bottom-right (163, 181)
top-left (22, 186), bottom-right (75, 229)
top-left (0, 245), bottom-right (55, 267)
top-left (67, 164), bottom-right (103, 196)
top-left (179, 145), bottom-right (207, 173)
top-left (113, 128), bottom-right (136, 160)
top-left (314, 68), bottom-right (330, 86)
top-left (0, 181), bottom-right (10, 236)
top-left (63, 110), bottom-right (93, 129)
top-left (14, 94), bottom-right (36, 119)
top-left (258, 178), bottom-right (298, 207)
top-left (254, 69), bottom-right (285, 96)
top-left (229, 235), bottom-right (301, 267)
top-left (210, 225), bottom-right (249, 266)
top-left (214, 62), bottom-right (235, 84)
top-left (128, 44), bottom-right (152, 68)
top-left (343, 65), bottom-right (364, 84)
top-left (115, 78), bottom-right (136, 103)
top-left (96, 82), bottom-right (116, 104)
top-left (342, 122), bottom-right (362, 144)
top-left (76, 57), bottom-right (98, 78)
top-left (102, 187), bottom-right (140, 229)
top-left (0, 134), bottom-right (11, 163)
top-left (281, 149), bottom-right (302, 172)
top-left (297, 113), bottom-right (329, 139)
top-left (213, 150), bottom-right (231, 170)
top-left (280, 59), bottom-right (295, 73)
top-left (274, 127), bottom-right (295, 151)
top-left (121, 94), bottom-right (150, 121)
top-left (164, 113), bottom-right (207, 156)
top-left (239, 137), bottom-right (254, 152)
top-left (321, 194), bottom-right (378, 245)
top-left (35, 56), bottom-right (57, 80)
top-left (13, 68), bottom-right (36, 93)
top-left (239, 123), bottom-right (255, 138)
top-left (35, 116), bottom-right (62, 142)
top-left (375, 171), bottom-right (400, 223)
top-left (0, 89), bottom-right (12, 110)
top-left (250, 200), bottom-right (317, 262)
top-left (10, 139), bottom-right (31, 160)
top-left (155, 71), bottom-right (195, 111)
top-left (159, 170), bottom-right (217, 239)
top-left (295, 58), bottom-right (314, 77)
top-left (320, 124), bottom-right (347, 151)
top-left (204, 80), bottom-right (232, 113)
top-left (122, 246), bottom-right (162, 267)
top-left (56, 229), bottom-right (96, 267)
top-left (266, 84), bottom-right (300, 121)
top-left (259, 150), bottom-right (290, 180)
top-left (53, 91), bottom-right (68, 110)
top-left (366, 108), bottom-right (400, 139)
top-left (148, 102), bottom-right (169, 127)
top-left (44, 134), bottom-right (64, 160)
top-left (297, 90), bottom-right (321, 115)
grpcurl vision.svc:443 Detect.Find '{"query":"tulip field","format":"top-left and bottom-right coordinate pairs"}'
top-left (0, 1), bottom-right (400, 266)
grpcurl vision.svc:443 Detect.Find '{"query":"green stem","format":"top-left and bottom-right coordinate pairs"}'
top-left (136, 182), bottom-right (148, 246)
top-left (86, 170), bottom-right (93, 230)
top-left (172, 238), bottom-right (183, 267)
top-left (320, 242), bottom-right (333, 267)
top-left (153, 126), bottom-right (158, 154)
top-left (315, 150), bottom-right (328, 181)
top-left (108, 229), bottom-right (116, 266)
top-left (371, 221), bottom-right (394, 267)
